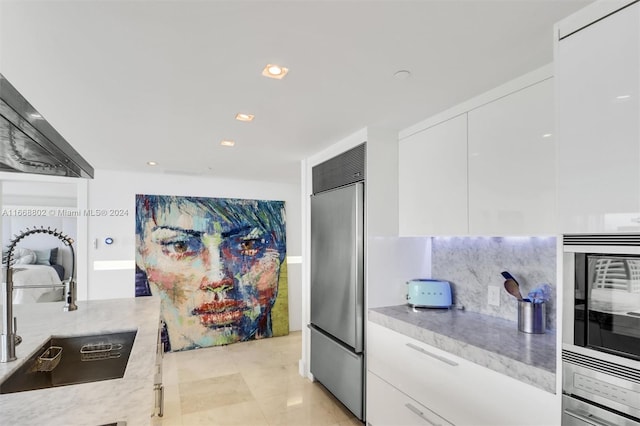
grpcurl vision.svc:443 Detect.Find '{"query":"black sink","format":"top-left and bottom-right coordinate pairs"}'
top-left (0, 330), bottom-right (137, 394)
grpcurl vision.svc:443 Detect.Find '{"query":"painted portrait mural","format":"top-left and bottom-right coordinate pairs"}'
top-left (135, 194), bottom-right (288, 352)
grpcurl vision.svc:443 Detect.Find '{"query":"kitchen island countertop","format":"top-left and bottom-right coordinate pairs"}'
top-left (0, 296), bottom-right (161, 426)
top-left (369, 305), bottom-right (556, 393)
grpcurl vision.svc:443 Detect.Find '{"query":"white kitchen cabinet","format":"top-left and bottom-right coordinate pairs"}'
top-left (366, 321), bottom-right (558, 426)
top-left (398, 67), bottom-right (555, 237)
top-left (556, 1), bottom-right (640, 233)
top-left (468, 78), bottom-right (555, 235)
top-left (367, 371), bottom-right (453, 426)
top-left (398, 114), bottom-right (468, 236)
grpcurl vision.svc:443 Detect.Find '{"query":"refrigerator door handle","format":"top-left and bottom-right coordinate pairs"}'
top-left (308, 324), bottom-right (361, 360)
top-left (354, 181), bottom-right (364, 354)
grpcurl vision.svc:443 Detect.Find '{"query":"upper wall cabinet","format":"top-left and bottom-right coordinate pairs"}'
top-left (399, 114), bottom-right (468, 236)
top-left (556, 1), bottom-right (640, 233)
top-left (468, 78), bottom-right (555, 235)
top-left (399, 67), bottom-right (555, 237)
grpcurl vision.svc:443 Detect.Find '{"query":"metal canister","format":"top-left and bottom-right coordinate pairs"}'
top-left (518, 299), bottom-right (546, 334)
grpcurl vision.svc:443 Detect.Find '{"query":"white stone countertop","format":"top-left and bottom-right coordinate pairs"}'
top-left (0, 296), bottom-right (161, 426)
top-left (369, 305), bottom-right (556, 393)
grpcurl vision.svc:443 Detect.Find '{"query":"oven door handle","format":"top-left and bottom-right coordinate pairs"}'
top-left (564, 408), bottom-right (618, 426)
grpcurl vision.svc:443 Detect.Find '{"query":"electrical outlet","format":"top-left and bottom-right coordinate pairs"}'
top-left (488, 286), bottom-right (501, 306)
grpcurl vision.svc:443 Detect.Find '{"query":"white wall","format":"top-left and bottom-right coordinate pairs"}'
top-left (365, 127), bottom-right (399, 237)
top-left (2, 180), bottom-right (77, 208)
top-left (364, 127), bottom-right (433, 306)
top-left (367, 237), bottom-right (432, 309)
top-left (86, 169), bottom-right (303, 332)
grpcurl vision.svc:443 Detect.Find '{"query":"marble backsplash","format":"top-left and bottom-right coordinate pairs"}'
top-left (430, 236), bottom-right (557, 330)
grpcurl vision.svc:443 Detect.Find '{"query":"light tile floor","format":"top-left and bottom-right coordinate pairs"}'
top-left (153, 331), bottom-right (363, 426)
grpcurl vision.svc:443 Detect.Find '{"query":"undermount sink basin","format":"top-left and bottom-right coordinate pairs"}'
top-left (0, 330), bottom-right (137, 394)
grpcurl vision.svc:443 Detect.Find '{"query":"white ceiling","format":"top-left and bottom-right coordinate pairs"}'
top-left (0, 0), bottom-right (593, 184)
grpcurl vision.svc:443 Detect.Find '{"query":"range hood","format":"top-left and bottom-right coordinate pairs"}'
top-left (0, 73), bottom-right (94, 178)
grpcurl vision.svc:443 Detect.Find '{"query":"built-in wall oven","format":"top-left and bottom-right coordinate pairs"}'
top-left (562, 234), bottom-right (640, 425)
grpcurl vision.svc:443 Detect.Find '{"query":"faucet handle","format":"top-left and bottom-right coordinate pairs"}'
top-left (63, 279), bottom-right (78, 312)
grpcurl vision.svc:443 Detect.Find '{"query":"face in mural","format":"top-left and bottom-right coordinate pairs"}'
top-left (135, 195), bottom-right (286, 351)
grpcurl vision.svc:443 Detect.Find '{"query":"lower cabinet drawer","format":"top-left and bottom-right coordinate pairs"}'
top-left (367, 371), bottom-right (454, 426)
top-left (368, 322), bottom-right (466, 422)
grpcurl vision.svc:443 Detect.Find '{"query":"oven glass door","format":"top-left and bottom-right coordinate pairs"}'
top-left (583, 255), bottom-right (640, 360)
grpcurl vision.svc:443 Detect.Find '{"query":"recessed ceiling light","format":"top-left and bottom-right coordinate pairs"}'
top-left (616, 94), bottom-right (631, 100)
top-left (221, 140), bottom-right (235, 147)
top-left (542, 133), bottom-right (553, 138)
top-left (393, 70), bottom-right (411, 80)
top-left (262, 63), bottom-right (289, 79)
top-left (147, 161), bottom-right (158, 166)
top-left (29, 113), bottom-right (42, 119)
top-left (235, 113), bottom-right (255, 122)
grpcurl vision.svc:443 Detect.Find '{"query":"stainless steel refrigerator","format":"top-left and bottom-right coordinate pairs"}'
top-left (310, 180), bottom-right (364, 421)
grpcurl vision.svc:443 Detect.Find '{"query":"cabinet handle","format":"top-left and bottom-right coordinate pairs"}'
top-left (154, 384), bottom-right (164, 417)
top-left (406, 343), bottom-right (458, 366)
top-left (563, 408), bottom-right (617, 426)
top-left (405, 403), bottom-right (442, 426)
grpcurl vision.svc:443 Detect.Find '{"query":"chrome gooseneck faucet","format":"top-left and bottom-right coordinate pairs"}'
top-left (1, 227), bottom-right (77, 363)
